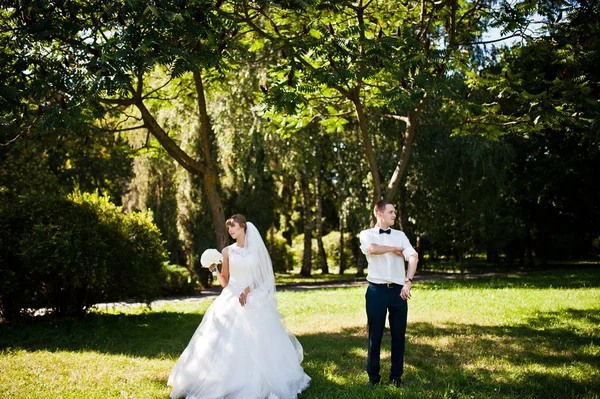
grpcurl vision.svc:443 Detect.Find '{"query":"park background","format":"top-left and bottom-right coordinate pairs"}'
top-left (0, 0), bottom-right (599, 398)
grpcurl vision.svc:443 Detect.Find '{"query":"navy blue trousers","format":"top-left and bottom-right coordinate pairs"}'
top-left (365, 283), bottom-right (408, 382)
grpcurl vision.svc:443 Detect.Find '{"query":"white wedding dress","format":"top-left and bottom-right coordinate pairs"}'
top-left (168, 243), bottom-right (310, 399)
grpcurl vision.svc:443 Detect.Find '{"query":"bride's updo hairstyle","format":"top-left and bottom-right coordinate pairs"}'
top-left (226, 214), bottom-right (247, 231)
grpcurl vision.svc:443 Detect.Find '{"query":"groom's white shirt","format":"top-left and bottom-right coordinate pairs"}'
top-left (359, 226), bottom-right (417, 285)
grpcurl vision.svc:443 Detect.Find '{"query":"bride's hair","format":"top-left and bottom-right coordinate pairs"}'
top-left (225, 214), bottom-right (247, 230)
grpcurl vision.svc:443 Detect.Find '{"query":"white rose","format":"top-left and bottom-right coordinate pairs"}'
top-left (200, 248), bottom-right (223, 268)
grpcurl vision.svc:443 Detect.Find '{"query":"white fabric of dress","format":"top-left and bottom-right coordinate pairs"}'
top-left (168, 242), bottom-right (310, 399)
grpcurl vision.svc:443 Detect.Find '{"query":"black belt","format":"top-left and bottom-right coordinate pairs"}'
top-left (369, 282), bottom-right (400, 288)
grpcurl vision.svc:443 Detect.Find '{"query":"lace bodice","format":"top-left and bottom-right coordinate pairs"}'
top-left (227, 244), bottom-right (258, 292)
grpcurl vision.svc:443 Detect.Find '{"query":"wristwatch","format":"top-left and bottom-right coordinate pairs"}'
top-left (405, 277), bottom-right (413, 283)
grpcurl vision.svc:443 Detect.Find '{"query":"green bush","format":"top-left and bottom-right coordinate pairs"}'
top-left (0, 192), bottom-right (170, 321)
top-left (162, 263), bottom-right (198, 296)
top-left (268, 232), bottom-right (295, 272)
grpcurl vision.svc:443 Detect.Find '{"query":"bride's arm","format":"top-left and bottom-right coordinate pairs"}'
top-left (215, 247), bottom-right (230, 288)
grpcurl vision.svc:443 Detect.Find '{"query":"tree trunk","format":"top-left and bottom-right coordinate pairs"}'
top-left (300, 172), bottom-right (313, 276)
top-left (352, 8), bottom-right (381, 204)
top-left (133, 72), bottom-right (228, 250)
top-left (385, 93), bottom-right (428, 200)
top-left (449, 0), bottom-right (457, 47)
top-left (339, 217), bottom-right (346, 275)
top-left (269, 226), bottom-right (275, 256)
top-left (397, 182), bottom-right (410, 236)
top-left (282, 175), bottom-right (293, 246)
top-left (416, 235), bottom-right (424, 268)
top-left (357, 252), bottom-right (366, 277)
top-left (527, 228), bottom-right (534, 266)
top-left (351, 232), bottom-right (366, 277)
top-left (193, 71), bottom-right (228, 249)
top-left (351, 94), bottom-right (381, 203)
top-left (457, 250), bottom-right (465, 274)
top-left (315, 170), bottom-right (329, 274)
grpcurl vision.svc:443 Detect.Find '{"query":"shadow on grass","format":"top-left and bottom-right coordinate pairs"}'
top-left (1, 305), bottom-right (598, 398)
top-left (298, 309), bottom-right (600, 398)
top-left (0, 311), bottom-right (206, 359)
top-left (404, 309), bottom-right (600, 398)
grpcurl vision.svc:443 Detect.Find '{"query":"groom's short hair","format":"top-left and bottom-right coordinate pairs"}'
top-left (373, 200), bottom-right (393, 218)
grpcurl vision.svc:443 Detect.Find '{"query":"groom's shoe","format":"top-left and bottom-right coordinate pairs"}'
top-left (388, 378), bottom-right (403, 388)
top-left (366, 380), bottom-right (380, 388)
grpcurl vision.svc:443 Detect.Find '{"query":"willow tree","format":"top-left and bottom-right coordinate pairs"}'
top-left (1, 0), bottom-right (240, 248)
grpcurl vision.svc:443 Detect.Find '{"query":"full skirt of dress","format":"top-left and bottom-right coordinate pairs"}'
top-left (168, 285), bottom-right (310, 399)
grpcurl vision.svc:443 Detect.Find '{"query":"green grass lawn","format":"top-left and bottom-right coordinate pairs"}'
top-left (1, 269), bottom-right (599, 398)
top-left (275, 267), bottom-right (363, 286)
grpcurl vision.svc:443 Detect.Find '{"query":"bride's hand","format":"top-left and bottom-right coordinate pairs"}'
top-left (238, 291), bottom-right (247, 307)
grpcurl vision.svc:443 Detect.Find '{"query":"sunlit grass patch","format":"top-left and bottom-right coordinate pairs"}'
top-left (0, 349), bottom-right (172, 399)
top-left (275, 267), bottom-right (362, 286)
top-left (1, 268), bottom-right (599, 398)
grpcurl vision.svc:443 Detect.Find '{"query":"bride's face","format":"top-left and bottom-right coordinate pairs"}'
top-left (228, 222), bottom-right (245, 240)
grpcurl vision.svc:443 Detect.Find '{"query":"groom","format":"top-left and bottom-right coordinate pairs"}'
top-left (359, 200), bottom-right (418, 387)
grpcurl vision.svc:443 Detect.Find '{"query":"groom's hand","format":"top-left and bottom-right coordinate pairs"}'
top-left (393, 247), bottom-right (405, 257)
top-left (400, 282), bottom-right (412, 300)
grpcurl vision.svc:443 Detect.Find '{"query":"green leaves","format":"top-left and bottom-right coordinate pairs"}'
top-left (0, 0), bottom-right (238, 135)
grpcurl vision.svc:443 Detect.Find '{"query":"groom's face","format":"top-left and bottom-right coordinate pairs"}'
top-left (379, 204), bottom-right (396, 227)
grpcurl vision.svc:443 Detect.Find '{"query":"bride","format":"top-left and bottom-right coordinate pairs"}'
top-left (168, 214), bottom-right (311, 399)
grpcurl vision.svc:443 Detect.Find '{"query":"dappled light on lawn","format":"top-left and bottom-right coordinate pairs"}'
top-left (1, 269), bottom-right (599, 398)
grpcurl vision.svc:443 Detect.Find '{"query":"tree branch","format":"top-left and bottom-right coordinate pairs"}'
top-left (133, 95), bottom-right (207, 176)
top-left (142, 77), bottom-right (175, 100)
top-left (0, 131), bottom-right (25, 146)
top-left (98, 97), bottom-right (136, 106)
top-left (457, 0), bottom-right (484, 25)
top-left (460, 33), bottom-right (524, 46)
top-left (90, 124), bottom-right (147, 133)
top-left (375, 113), bottom-right (410, 123)
top-left (420, 119), bottom-right (529, 128)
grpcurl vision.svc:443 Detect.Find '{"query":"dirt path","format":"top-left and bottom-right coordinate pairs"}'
top-left (96, 270), bottom-right (516, 310)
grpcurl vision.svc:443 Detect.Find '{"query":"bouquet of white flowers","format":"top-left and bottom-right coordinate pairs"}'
top-left (201, 248), bottom-right (223, 276)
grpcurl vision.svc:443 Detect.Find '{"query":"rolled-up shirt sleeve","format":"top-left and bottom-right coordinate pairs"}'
top-left (400, 233), bottom-right (417, 260)
top-left (359, 230), bottom-right (372, 255)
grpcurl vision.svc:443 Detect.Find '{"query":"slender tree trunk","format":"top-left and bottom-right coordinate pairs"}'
top-left (193, 71), bottom-right (228, 249)
top-left (351, 232), bottom-right (366, 277)
top-left (353, 6), bottom-right (381, 204)
top-left (339, 216), bottom-right (346, 274)
top-left (416, 235), bottom-right (423, 267)
top-left (300, 172), bottom-right (313, 276)
top-left (385, 93), bottom-right (428, 200)
top-left (315, 170), bottom-right (329, 274)
top-left (357, 252), bottom-right (366, 277)
top-left (397, 182), bottom-right (410, 236)
top-left (351, 95), bottom-right (381, 203)
top-left (282, 175), bottom-right (293, 246)
top-left (449, 0), bottom-right (457, 47)
top-left (527, 228), bottom-right (534, 266)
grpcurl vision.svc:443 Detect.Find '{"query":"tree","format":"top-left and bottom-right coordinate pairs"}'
top-left (471, 0), bottom-right (600, 260)
top-left (238, 0), bottom-right (498, 204)
top-left (408, 127), bottom-right (514, 268)
top-left (1, 0), bottom-right (238, 247)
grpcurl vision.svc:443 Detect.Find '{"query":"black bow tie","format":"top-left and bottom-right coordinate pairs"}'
top-left (379, 228), bottom-right (391, 234)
